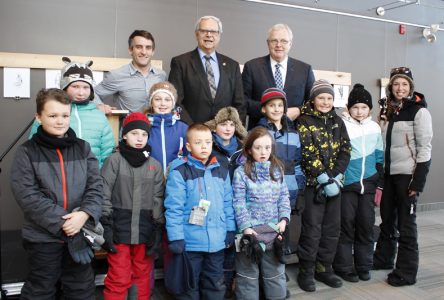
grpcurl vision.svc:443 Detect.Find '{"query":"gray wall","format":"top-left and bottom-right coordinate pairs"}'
top-left (1, 0), bottom-right (443, 230)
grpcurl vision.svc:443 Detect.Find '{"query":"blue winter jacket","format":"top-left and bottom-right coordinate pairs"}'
top-left (148, 113), bottom-right (188, 173)
top-left (29, 102), bottom-right (115, 167)
top-left (165, 155), bottom-right (236, 252)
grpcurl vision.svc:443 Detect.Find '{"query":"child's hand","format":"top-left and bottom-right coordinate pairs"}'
top-left (277, 220), bottom-right (287, 233)
top-left (62, 211), bottom-right (90, 236)
top-left (243, 228), bottom-right (257, 236)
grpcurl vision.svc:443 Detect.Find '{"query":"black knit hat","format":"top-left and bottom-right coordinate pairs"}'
top-left (310, 79), bottom-right (334, 100)
top-left (347, 83), bottom-right (372, 110)
top-left (122, 112), bottom-right (151, 136)
top-left (260, 87), bottom-right (287, 112)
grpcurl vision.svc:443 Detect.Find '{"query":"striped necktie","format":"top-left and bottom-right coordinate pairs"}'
top-left (205, 55), bottom-right (217, 99)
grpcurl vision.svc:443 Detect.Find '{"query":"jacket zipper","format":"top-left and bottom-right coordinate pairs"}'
top-left (55, 148), bottom-right (68, 209)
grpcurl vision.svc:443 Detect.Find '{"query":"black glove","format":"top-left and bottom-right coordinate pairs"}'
top-left (274, 233), bottom-right (287, 264)
top-left (66, 233), bottom-right (94, 264)
top-left (168, 239), bottom-right (185, 254)
top-left (240, 234), bottom-right (263, 264)
top-left (101, 223), bottom-right (118, 253)
top-left (146, 226), bottom-right (163, 257)
top-left (225, 231), bottom-right (235, 248)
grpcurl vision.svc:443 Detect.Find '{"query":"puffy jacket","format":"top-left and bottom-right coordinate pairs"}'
top-left (211, 135), bottom-right (243, 181)
top-left (298, 100), bottom-right (351, 186)
top-left (148, 113), bottom-right (188, 173)
top-left (30, 102), bottom-right (115, 167)
top-left (341, 112), bottom-right (384, 194)
top-left (380, 92), bottom-right (432, 192)
top-left (165, 155), bottom-right (236, 252)
top-left (10, 131), bottom-right (103, 243)
top-left (232, 161), bottom-right (291, 231)
top-left (101, 152), bottom-right (165, 244)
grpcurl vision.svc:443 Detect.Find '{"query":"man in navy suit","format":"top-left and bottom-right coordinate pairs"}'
top-left (169, 16), bottom-right (245, 125)
top-left (243, 24), bottom-right (315, 129)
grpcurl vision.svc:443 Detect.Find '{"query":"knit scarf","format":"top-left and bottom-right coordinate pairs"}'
top-left (118, 140), bottom-right (152, 168)
top-left (32, 126), bottom-right (77, 149)
top-left (213, 133), bottom-right (238, 156)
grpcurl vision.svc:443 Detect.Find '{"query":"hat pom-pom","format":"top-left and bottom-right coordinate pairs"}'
top-left (353, 83), bottom-right (364, 89)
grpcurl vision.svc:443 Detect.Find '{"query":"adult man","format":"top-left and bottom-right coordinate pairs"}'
top-left (243, 24), bottom-right (315, 129)
top-left (95, 30), bottom-right (167, 113)
top-left (169, 16), bottom-right (245, 125)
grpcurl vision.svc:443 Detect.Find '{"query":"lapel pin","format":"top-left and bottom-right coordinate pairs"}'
top-left (223, 62), bottom-right (226, 66)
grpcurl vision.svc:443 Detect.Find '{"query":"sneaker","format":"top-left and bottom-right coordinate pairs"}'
top-left (387, 272), bottom-right (416, 287)
top-left (297, 269), bottom-right (316, 292)
top-left (335, 271), bottom-right (359, 283)
top-left (315, 272), bottom-right (343, 288)
top-left (358, 271), bottom-right (371, 281)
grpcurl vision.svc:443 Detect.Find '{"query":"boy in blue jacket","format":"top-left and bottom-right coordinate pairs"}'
top-left (165, 123), bottom-right (236, 300)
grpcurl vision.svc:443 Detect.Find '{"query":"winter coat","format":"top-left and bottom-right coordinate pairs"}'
top-left (165, 155), bottom-right (236, 252)
top-left (232, 161), bottom-right (291, 232)
top-left (380, 92), bottom-right (432, 192)
top-left (29, 102), bottom-right (115, 167)
top-left (148, 113), bottom-right (188, 173)
top-left (256, 117), bottom-right (306, 205)
top-left (341, 112), bottom-right (384, 194)
top-left (101, 152), bottom-right (165, 244)
top-left (10, 132), bottom-right (103, 243)
top-left (298, 100), bottom-right (351, 186)
top-left (211, 136), bottom-right (243, 181)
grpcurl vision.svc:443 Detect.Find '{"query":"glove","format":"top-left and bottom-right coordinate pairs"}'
top-left (274, 233), bottom-right (287, 264)
top-left (240, 234), bottom-right (263, 264)
top-left (374, 188), bottom-right (383, 207)
top-left (66, 233), bottom-right (94, 264)
top-left (168, 239), bottom-right (185, 254)
top-left (333, 173), bottom-right (344, 188)
top-left (317, 173), bottom-right (329, 185)
top-left (225, 231), bottom-right (235, 248)
top-left (101, 224), bottom-right (118, 253)
top-left (146, 226), bottom-right (163, 257)
top-left (323, 181), bottom-right (340, 197)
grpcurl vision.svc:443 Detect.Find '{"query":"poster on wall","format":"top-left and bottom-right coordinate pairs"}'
top-left (93, 71), bottom-right (104, 86)
top-left (46, 69), bottom-right (61, 89)
top-left (334, 84), bottom-right (349, 108)
top-left (4, 68), bottom-right (31, 98)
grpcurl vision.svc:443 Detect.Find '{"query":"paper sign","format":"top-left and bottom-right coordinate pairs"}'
top-left (45, 69), bottom-right (62, 88)
top-left (334, 84), bottom-right (349, 108)
top-left (4, 68), bottom-right (31, 98)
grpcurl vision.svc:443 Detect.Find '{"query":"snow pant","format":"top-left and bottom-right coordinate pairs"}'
top-left (175, 250), bottom-right (225, 300)
top-left (297, 186), bottom-right (341, 266)
top-left (20, 240), bottom-right (95, 300)
top-left (235, 250), bottom-right (286, 300)
top-left (374, 174), bottom-right (418, 283)
top-left (103, 243), bottom-right (154, 300)
top-left (333, 191), bottom-right (375, 273)
top-left (223, 246), bottom-right (236, 291)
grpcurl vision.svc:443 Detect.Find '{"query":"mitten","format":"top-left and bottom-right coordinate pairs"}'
top-left (273, 233), bottom-right (287, 264)
top-left (66, 233), bottom-right (94, 264)
top-left (146, 226), bottom-right (163, 257)
top-left (101, 224), bottom-right (118, 253)
top-left (323, 181), bottom-right (340, 197)
top-left (240, 234), bottom-right (263, 264)
top-left (225, 231), bottom-right (235, 248)
top-left (333, 173), bottom-right (344, 188)
top-left (317, 172), bottom-right (329, 185)
top-left (374, 188), bottom-right (383, 207)
top-left (168, 239), bottom-right (185, 254)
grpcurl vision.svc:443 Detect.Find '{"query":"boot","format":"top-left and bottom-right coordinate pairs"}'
top-left (315, 262), bottom-right (343, 288)
top-left (297, 266), bottom-right (316, 292)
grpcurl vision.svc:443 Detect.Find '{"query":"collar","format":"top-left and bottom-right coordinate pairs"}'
top-left (270, 56), bottom-right (288, 71)
top-left (129, 62), bottom-right (155, 76)
top-left (198, 48), bottom-right (217, 62)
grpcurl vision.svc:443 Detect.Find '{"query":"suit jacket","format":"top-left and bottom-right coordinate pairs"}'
top-left (169, 48), bottom-right (246, 125)
top-left (242, 55), bottom-right (315, 129)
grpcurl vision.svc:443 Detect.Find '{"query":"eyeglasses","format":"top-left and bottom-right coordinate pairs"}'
top-left (198, 29), bottom-right (220, 35)
top-left (268, 39), bottom-right (290, 46)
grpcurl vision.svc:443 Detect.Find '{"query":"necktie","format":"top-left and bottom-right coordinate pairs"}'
top-left (274, 64), bottom-right (284, 90)
top-left (205, 56), bottom-right (217, 99)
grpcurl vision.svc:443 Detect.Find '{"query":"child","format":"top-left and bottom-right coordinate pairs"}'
top-left (205, 106), bottom-right (247, 298)
top-left (164, 123), bottom-right (236, 299)
top-left (10, 88), bottom-right (103, 300)
top-left (100, 112), bottom-right (165, 299)
top-left (333, 84), bottom-right (384, 282)
top-left (296, 79), bottom-right (351, 292)
top-left (29, 57), bottom-right (115, 167)
top-left (145, 81), bottom-right (188, 173)
top-left (232, 127), bottom-right (291, 300)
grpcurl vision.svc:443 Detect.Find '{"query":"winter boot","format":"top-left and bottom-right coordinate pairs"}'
top-left (315, 262), bottom-right (343, 288)
top-left (297, 262), bottom-right (316, 292)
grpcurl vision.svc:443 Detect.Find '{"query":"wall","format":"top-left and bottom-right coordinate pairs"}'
top-left (0, 0), bottom-right (443, 227)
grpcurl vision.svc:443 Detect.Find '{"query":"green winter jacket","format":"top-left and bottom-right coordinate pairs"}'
top-left (29, 102), bottom-right (115, 167)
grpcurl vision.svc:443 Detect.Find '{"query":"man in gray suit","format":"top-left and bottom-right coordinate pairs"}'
top-left (169, 16), bottom-right (245, 125)
top-left (243, 24), bottom-right (315, 129)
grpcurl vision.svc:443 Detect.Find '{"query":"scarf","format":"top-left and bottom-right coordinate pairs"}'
top-left (118, 140), bottom-right (152, 168)
top-left (213, 133), bottom-right (238, 156)
top-left (32, 126), bottom-right (77, 149)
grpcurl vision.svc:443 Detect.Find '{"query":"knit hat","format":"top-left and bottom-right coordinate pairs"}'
top-left (205, 106), bottom-right (247, 139)
top-left (122, 112), bottom-right (151, 136)
top-left (260, 88), bottom-right (287, 111)
top-left (149, 81), bottom-right (178, 108)
top-left (310, 79), bottom-right (334, 100)
top-left (387, 67), bottom-right (414, 99)
top-left (60, 57), bottom-right (95, 100)
top-left (347, 83), bottom-right (373, 110)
